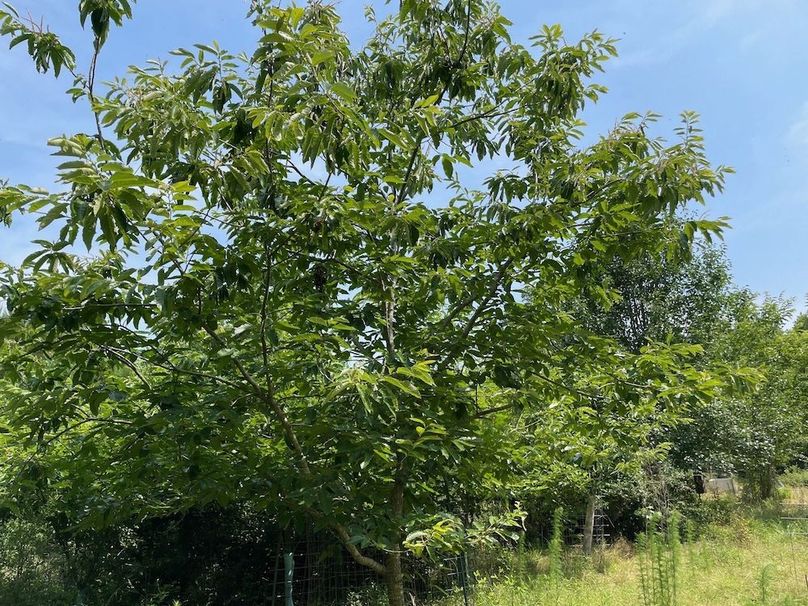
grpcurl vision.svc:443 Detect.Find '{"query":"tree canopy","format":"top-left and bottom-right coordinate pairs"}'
top-left (0, 2), bottom-right (754, 604)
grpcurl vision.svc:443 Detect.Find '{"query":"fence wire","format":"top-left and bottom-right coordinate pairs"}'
top-left (262, 505), bottom-right (618, 606)
top-left (261, 525), bottom-right (477, 606)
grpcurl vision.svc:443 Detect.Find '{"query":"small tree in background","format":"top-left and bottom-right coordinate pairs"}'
top-left (694, 295), bottom-right (808, 500)
top-left (536, 235), bottom-right (740, 543)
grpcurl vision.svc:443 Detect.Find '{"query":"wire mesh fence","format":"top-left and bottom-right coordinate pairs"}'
top-left (778, 480), bottom-right (808, 592)
top-left (261, 525), bottom-right (478, 606)
top-left (261, 505), bottom-right (617, 606)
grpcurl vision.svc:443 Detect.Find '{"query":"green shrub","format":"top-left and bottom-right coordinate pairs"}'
top-left (679, 496), bottom-right (741, 535)
top-left (0, 518), bottom-right (77, 606)
top-left (344, 584), bottom-right (387, 606)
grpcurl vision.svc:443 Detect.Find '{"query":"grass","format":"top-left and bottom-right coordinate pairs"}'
top-left (781, 468), bottom-right (808, 506)
top-left (435, 518), bottom-right (808, 606)
top-left (784, 486), bottom-right (808, 505)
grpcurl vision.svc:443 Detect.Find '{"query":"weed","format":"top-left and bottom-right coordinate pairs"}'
top-left (637, 512), bottom-right (681, 606)
top-left (548, 506), bottom-right (564, 585)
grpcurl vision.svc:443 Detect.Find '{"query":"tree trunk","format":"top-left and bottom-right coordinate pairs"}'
top-left (385, 550), bottom-right (405, 606)
top-left (758, 465), bottom-right (776, 501)
top-left (386, 472), bottom-right (406, 606)
top-left (582, 492), bottom-right (596, 555)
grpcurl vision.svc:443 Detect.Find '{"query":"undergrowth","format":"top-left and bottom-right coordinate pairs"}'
top-left (437, 513), bottom-right (808, 606)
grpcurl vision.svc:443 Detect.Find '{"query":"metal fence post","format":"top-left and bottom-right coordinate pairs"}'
top-left (284, 550), bottom-right (294, 606)
top-left (459, 552), bottom-right (471, 606)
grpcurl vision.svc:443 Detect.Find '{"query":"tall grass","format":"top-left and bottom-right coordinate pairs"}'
top-left (443, 515), bottom-right (808, 606)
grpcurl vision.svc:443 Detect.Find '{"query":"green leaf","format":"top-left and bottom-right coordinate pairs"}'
top-left (330, 82), bottom-right (356, 102)
top-left (380, 376), bottom-right (421, 398)
top-left (441, 155), bottom-right (453, 180)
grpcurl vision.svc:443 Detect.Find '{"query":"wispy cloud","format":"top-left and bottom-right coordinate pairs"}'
top-left (613, 0), bottom-right (797, 68)
top-left (787, 102), bottom-right (808, 148)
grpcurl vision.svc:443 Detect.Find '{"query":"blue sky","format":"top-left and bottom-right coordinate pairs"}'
top-left (1, 0), bottom-right (806, 312)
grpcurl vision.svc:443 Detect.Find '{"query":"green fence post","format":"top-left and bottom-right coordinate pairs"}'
top-left (284, 551), bottom-right (294, 606)
top-left (459, 552), bottom-right (471, 606)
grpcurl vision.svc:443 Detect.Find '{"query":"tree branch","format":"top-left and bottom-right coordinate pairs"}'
top-left (437, 259), bottom-right (512, 331)
top-left (101, 346), bottom-right (152, 389)
top-left (87, 38), bottom-right (105, 148)
top-left (438, 258), bottom-right (514, 370)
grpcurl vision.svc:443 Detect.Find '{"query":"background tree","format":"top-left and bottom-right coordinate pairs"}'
top-left (546, 222), bottom-right (805, 505)
top-left (573, 224), bottom-right (733, 353)
top-left (675, 294), bottom-right (808, 500)
top-left (517, 228), bottom-right (746, 547)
